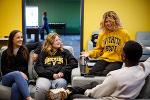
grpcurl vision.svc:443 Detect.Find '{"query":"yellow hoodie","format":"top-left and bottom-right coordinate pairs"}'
top-left (89, 28), bottom-right (130, 62)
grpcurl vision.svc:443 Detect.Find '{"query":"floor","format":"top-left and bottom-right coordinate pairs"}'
top-left (26, 34), bottom-right (80, 59)
top-left (61, 35), bottom-right (80, 59)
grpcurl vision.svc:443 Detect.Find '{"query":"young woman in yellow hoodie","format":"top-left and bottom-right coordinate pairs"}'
top-left (82, 11), bottom-right (130, 76)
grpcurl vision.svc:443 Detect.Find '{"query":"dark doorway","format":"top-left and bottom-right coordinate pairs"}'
top-left (22, 0), bottom-right (83, 59)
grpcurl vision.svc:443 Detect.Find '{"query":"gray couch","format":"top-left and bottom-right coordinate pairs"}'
top-left (0, 45), bottom-right (75, 100)
top-left (136, 32), bottom-right (150, 61)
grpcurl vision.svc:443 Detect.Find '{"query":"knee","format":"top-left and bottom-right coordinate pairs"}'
top-left (10, 71), bottom-right (23, 78)
top-left (10, 71), bottom-right (21, 76)
top-left (102, 70), bottom-right (109, 76)
top-left (55, 78), bottom-right (67, 88)
top-left (11, 83), bottom-right (18, 92)
top-left (36, 78), bottom-right (51, 92)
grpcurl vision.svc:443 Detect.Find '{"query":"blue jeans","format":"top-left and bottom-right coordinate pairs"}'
top-left (2, 71), bottom-right (30, 100)
top-left (35, 77), bottom-right (67, 100)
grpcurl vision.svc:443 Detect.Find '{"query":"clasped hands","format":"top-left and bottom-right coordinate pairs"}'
top-left (53, 72), bottom-right (64, 79)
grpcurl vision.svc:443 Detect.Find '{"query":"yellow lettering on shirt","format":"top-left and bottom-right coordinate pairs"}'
top-left (103, 36), bottom-right (121, 52)
top-left (44, 56), bottom-right (63, 65)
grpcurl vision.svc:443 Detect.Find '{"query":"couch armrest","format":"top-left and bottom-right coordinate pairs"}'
top-left (0, 85), bottom-right (11, 100)
top-left (71, 67), bottom-right (81, 84)
top-left (28, 50), bottom-right (38, 80)
top-left (88, 41), bottom-right (93, 51)
top-left (72, 76), bottom-right (105, 87)
top-left (72, 67), bottom-right (81, 77)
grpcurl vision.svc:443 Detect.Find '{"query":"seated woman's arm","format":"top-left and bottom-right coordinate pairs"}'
top-left (34, 51), bottom-right (55, 79)
top-left (25, 42), bottom-right (42, 62)
top-left (1, 50), bottom-right (14, 75)
top-left (59, 49), bottom-right (78, 75)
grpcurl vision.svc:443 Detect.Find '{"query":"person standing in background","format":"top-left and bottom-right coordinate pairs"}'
top-left (41, 11), bottom-right (50, 40)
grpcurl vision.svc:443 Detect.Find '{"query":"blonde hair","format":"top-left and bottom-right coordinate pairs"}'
top-left (42, 32), bottom-right (63, 55)
top-left (100, 11), bottom-right (122, 32)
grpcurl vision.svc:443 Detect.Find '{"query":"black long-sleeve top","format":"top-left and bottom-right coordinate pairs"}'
top-left (34, 48), bottom-right (78, 83)
top-left (1, 47), bottom-right (29, 76)
top-left (1, 42), bottom-right (42, 76)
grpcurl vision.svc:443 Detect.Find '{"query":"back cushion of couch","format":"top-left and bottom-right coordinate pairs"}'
top-left (137, 75), bottom-right (150, 99)
top-left (0, 46), bottom-right (8, 78)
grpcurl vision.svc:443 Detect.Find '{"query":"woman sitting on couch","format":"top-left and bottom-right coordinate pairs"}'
top-left (1, 30), bottom-right (40, 100)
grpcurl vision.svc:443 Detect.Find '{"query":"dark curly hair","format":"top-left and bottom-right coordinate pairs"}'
top-left (123, 40), bottom-right (143, 63)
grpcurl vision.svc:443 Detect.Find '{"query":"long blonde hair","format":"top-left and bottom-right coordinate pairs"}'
top-left (100, 11), bottom-right (122, 32)
top-left (42, 33), bottom-right (63, 55)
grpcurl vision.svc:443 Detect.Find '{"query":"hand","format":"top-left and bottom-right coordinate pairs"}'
top-left (58, 72), bottom-right (64, 78)
top-left (53, 74), bottom-right (59, 79)
top-left (81, 51), bottom-right (89, 57)
top-left (84, 89), bottom-right (91, 97)
top-left (32, 53), bottom-right (38, 62)
top-left (20, 72), bottom-right (28, 80)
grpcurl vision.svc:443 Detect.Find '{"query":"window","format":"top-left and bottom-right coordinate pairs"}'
top-left (26, 6), bottom-right (38, 26)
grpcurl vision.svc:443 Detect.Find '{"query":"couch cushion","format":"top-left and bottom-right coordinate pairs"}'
top-left (0, 85), bottom-right (11, 100)
top-left (72, 76), bottom-right (105, 87)
top-left (136, 32), bottom-right (150, 61)
top-left (137, 75), bottom-right (150, 99)
top-left (0, 46), bottom-right (8, 78)
top-left (143, 47), bottom-right (150, 55)
top-left (136, 32), bottom-right (150, 47)
top-left (28, 50), bottom-right (38, 80)
top-left (29, 84), bottom-right (36, 98)
top-left (63, 46), bottom-right (74, 56)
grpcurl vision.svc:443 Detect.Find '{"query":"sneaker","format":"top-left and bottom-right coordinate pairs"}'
top-left (47, 88), bottom-right (68, 100)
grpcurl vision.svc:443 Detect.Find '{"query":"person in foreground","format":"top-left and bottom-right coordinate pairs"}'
top-left (34, 33), bottom-right (78, 100)
top-left (1, 30), bottom-right (36, 100)
top-left (81, 11), bottom-right (130, 76)
top-left (48, 40), bottom-right (150, 100)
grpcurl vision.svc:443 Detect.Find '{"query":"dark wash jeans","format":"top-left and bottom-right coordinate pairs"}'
top-left (67, 81), bottom-right (99, 100)
top-left (89, 60), bottom-right (123, 76)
